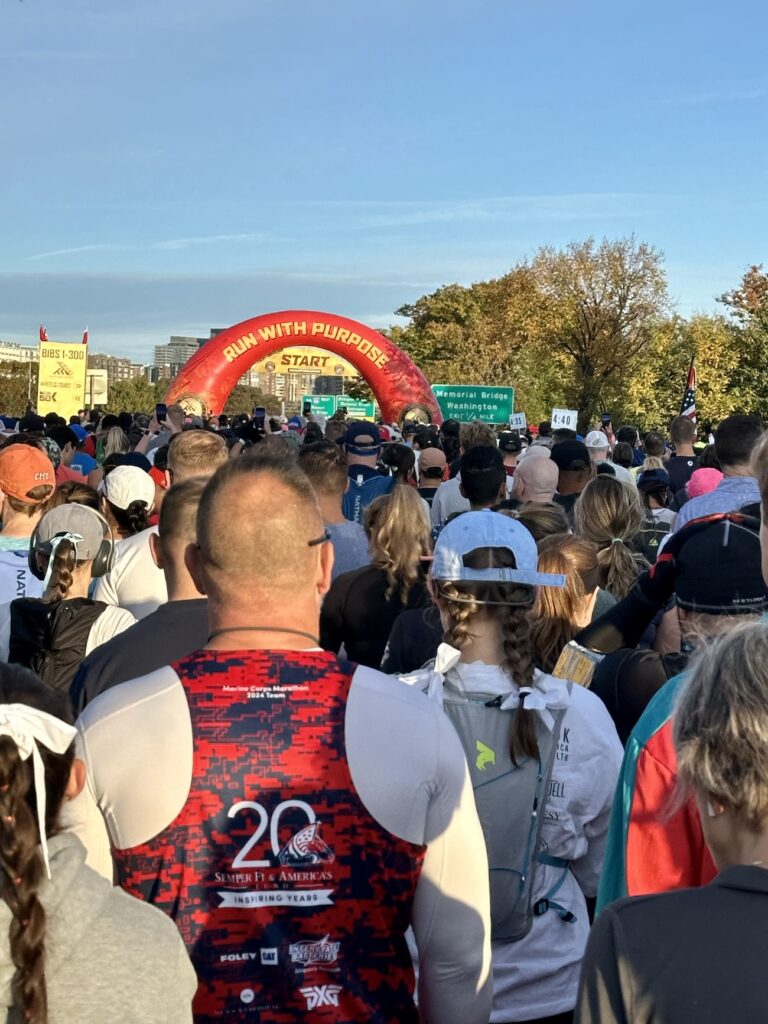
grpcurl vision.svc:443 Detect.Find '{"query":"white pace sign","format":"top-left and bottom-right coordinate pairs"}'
top-left (509, 412), bottom-right (527, 430)
top-left (551, 408), bottom-right (578, 431)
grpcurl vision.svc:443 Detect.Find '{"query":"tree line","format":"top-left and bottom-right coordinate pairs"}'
top-left (388, 238), bottom-right (768, 433)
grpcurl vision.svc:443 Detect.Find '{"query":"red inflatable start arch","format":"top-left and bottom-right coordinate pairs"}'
top-left (164, 310), bottom-right (441, 425)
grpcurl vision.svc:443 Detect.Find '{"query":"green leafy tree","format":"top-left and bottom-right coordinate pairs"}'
top-left (105, 377), bottom-right (166, 415)
top-left (392, 237), bottom-right (669, 428)
top-left (342, 376), bottom-right (374, 402)
top-left (0, 362), bottom-right (38, 417)
top-left (223, 386), bottom-right (281, 417)
top-left (717, 265), bottom-right (768, 421)
top-left (523, 237), bottom-right (670, 428)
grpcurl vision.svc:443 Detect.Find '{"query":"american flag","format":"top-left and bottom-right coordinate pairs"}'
top-left (679, 357), bottom-right (696, 422)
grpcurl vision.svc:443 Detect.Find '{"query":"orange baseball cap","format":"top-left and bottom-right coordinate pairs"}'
top-left (0, 445), bottom-right (54, 504)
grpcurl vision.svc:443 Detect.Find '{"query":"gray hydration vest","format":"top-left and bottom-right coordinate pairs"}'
top-left (442, 682), bottom-right (574, 942)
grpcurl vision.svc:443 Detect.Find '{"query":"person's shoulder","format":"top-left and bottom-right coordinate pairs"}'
top-left (329, 561), bottom-right (379, 591)
top-left (626, 670), bottom-right (687, 751)
top-left (78, 664), bottom-right (182, 731)
top-left (97, 604), bottom-right (137, 630)
top-left (347, 665), bottom-right (470, 828)
top-left (551, 675), bottom-right (621, 742)
top-left (352, 665), bottom-right (464, 758)
top-left (600, 879), bottom-right (720, 932)
top-left (113, 527), bottom-right (158, 559)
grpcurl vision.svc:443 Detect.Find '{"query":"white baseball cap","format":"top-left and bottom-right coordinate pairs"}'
top-left (99, 465), bottom-right (155, 512)
top-left (431, 510), bottom-right (565, 588)
top-left (585, 430), bottom-right (610, 450)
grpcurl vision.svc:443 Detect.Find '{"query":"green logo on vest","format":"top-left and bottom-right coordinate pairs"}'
top-left (476, 740), bottom-right (496, 772)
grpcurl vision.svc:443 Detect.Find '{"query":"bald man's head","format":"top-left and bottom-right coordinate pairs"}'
top-left (512, 455), bottom-right (559, 503)
top-left (195, 448), bottom-right (326, 601)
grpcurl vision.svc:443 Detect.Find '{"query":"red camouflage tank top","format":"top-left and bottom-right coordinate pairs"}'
top-left (112, 649), bottom-right (425, 1023)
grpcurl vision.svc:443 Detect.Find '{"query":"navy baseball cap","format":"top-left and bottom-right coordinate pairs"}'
top-left (637, 468), bottom-right (670, 491)
top-left (345, 421), bottom-right (381, 456)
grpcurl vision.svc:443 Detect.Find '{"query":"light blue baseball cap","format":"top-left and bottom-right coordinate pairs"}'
top-left (431, 510), bottom-right (565, 588)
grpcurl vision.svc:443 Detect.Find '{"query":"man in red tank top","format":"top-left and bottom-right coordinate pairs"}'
top-left (72, 448), bottom-right (492, 1024)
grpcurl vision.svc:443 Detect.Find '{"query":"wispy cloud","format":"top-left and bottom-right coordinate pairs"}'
top-left (336, 194), bottom-right (650, 230)
top-left (153, 233), bottom-right (269, 251)
top-left (671, 87), bottom-right (767, 105)
top-left (25, 232), bottom-right (273, 262)
top-left (25, 244), bottom-right (114, 262)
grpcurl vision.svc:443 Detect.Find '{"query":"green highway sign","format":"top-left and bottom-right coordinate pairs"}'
top-left (340, 398), bottom-right (376, 420)
top-left (301, 394), bottom-right (377, 420)
top-left (432, 385), bottom-right (515, 423)
top-left (302, 395), bottom-right (336, 416)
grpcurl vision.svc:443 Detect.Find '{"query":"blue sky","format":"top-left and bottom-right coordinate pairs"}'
top-left (1, 0), bottom-right (766, 362)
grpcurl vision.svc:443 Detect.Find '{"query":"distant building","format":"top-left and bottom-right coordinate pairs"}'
top-left (313, 375), bottom-right (344, 396)
top-left (154, 337), bottom-right (200, 367)
top-left (88, 353), bottom-right (144, 384)
top-left (0, 341), bottom-right (38, 364)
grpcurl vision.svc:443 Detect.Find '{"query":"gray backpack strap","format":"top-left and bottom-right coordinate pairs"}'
top-left (444, 682), bottom-right (574, 942)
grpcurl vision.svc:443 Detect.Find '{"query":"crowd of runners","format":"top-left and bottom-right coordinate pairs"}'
top-left (0, 402), bottom-right (764, 1022)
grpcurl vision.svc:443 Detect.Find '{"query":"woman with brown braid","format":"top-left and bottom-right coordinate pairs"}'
top-left (0, 505), bottom-right (135, 694)
top-left (400, 511), bottom-right (622, 1024)
top-left (0, 662), bottom-right (195, 1023)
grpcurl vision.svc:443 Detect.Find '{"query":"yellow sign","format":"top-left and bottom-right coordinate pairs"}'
top-left (251, 345), bottom-right (358, 379)
top-left (37, 342), bottom-right (87, 418)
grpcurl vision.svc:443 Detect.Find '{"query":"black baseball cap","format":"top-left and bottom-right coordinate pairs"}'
top-left (675, 516), bottom-right (768, 614)
top-left (498, 431), bottom-right (523, 454)
top-left (637, 468), bottom-right (670, 492)
top-left (550, 440), bottom-right (590, 472)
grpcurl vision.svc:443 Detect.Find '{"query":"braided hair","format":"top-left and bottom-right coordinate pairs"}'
top-left (0, 666), bottom-right (75, 1024)
top-left (41, 539), bottom-right (80, 604)
top-left (436, 546), bottom-right (538, 763)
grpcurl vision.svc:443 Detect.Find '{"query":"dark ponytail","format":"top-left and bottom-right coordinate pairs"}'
top-left (105, 499), bottom-right (149, 536)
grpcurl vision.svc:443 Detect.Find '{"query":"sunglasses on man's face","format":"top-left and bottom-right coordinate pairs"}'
top-left (308, 528), bottom-right (331, 548)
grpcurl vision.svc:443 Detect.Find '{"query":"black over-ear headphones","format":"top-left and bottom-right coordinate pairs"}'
top-left (28, 506), bottom-right (115, 581)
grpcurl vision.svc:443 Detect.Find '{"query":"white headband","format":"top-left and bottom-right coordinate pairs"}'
top-left (0, 705), bottom-right (77, 878)
top-left (42, 533), bottom-right (83, 590)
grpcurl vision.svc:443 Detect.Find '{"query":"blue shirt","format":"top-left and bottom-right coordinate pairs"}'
top-left (327, 521), bottom-right (371, 580)
top-left (673, 475), bottom-right (761, 532)
top-left (71, 452), bottom-right (98, 476)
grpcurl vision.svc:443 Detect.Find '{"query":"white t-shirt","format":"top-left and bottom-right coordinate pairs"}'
top-left (0, 601), bottom-right (136, 661)
top-left (430, 475), bottom-right (470, 526)
top-left (403, 659), bottom-right (623, 1022)
top-left (65, 658), bottom-right (493, 1024)
top-left (93, 528), bottom-right (167, 619)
